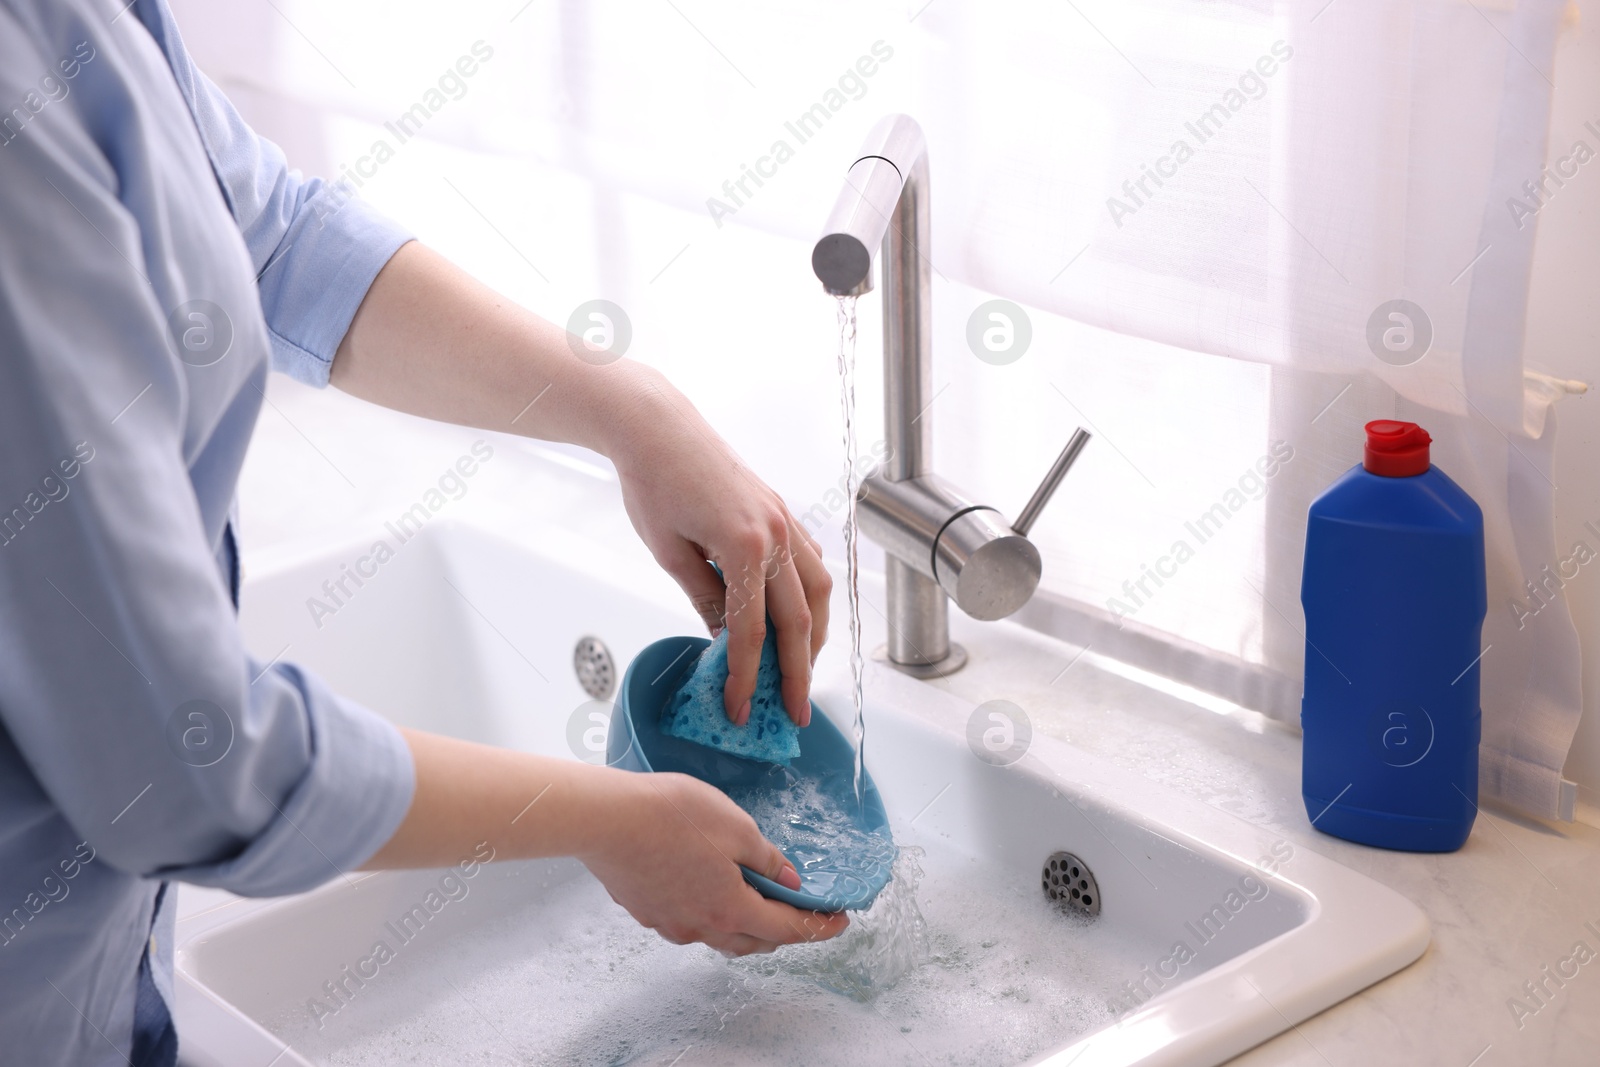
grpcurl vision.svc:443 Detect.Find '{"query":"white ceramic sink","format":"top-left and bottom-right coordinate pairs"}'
top-left (173, 518), bottom-right (1428, 1067)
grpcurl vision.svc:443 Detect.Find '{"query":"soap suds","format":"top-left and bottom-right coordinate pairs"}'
top-left (270, 840), bottom-right (1125, 1067)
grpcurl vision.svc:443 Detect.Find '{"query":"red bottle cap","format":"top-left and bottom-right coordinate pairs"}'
top-left (1364, 420), bottom-right (1431, 477)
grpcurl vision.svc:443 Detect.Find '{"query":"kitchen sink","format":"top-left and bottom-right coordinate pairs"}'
top-left (172, 518), bottom-right (1428, 1067)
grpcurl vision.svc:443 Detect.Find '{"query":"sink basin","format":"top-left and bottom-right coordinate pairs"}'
top-left (174, 517), bottom-right (1428, 1067)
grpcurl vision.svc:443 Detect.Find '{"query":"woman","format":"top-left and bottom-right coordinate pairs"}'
top-left (0, 1), bottom-right (845, 1063)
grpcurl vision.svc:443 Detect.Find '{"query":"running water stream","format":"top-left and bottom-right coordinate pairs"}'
top-left (835, 295), bottom-right (867, 809)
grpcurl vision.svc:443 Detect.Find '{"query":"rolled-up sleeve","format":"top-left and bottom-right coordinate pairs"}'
top-left (151, 8), bottom-right (413, 386)
top-left (0, 18), bottom-right (413, 897)
top-left (166, 660), bottom-right (415, 895)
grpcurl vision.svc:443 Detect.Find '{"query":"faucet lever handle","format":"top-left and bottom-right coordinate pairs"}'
top-left (1012, 428), bottom-right (1092, 537)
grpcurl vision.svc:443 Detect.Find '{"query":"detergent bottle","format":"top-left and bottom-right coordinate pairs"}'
top-left (1300, 420), bottom-right (1485, 852)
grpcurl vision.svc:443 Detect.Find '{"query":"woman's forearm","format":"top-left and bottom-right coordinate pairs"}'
top-left (330, 240), bottom-right (666, 458)
top-left (362, 728), bottom-right (633, 869)
top-left (364, 727), bottom-right (852, 955)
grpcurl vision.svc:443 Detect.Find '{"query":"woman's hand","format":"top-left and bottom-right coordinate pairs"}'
top-left (604, 368), bottom-right (832, 727)
top-left (367, 734), bottom-right (847, 958)
top-left (580, 771), bottom-right (849, 956)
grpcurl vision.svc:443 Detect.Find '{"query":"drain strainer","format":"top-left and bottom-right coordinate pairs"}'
top-left (573, 636), bottom-right (616, 700)
top-left (1043, 851), bottom-right (1100, 916)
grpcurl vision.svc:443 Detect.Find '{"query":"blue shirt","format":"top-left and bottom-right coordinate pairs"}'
top-left (0, 1), bottom-right (417, 1062)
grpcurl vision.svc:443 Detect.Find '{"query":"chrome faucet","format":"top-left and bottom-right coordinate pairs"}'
top-left (812, 114), bottom-right (1090, 677)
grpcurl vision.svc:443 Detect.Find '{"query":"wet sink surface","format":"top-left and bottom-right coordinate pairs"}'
top-left (173, 519), bottom-right (1427, 1067)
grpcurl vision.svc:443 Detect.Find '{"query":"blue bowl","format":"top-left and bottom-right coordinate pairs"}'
top-left (607, 635), bottom-right (894, 912)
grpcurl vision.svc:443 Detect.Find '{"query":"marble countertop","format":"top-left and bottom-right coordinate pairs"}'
top-left (223, 378), bottom-right (1600, 1067)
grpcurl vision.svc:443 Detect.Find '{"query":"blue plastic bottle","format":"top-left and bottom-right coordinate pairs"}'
top-left (1300, 420), bottom-right (1485, 852)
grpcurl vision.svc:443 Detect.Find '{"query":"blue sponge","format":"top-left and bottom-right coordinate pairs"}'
top-left (660, 627), bottom-right (801, 765)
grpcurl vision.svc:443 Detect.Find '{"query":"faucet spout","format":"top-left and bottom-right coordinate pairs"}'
top-left (811, 115), bottom-right (928, 299)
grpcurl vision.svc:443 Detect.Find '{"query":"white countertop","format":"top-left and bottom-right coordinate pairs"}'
top-left (225, 378), bottom-right (1600, 1067)
top-left (924, 610), bottom-right (1600, 1067)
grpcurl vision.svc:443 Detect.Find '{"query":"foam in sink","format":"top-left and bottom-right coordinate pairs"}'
top-left (660, 627), bottom-right (800, 765)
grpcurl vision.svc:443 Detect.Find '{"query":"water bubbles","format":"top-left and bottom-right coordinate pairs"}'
top-left (728, 776), bottom-right (896, 906)
top-left (741, 846), bottom-right (930, 1003)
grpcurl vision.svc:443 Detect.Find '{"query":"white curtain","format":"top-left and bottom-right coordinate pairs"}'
top-left (176, 0), bottom-right (1586, 820)
top-left (909, 0), bottom-right (1582, 821)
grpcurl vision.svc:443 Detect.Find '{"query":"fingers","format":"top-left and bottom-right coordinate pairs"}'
top-left (764, 549), bottom-right (815, 727)
top-left (750, 837), bottom-right (802, 892)
top-left (722, 505), bottom-right (828, 728)
top-left (786, 516), bottom-right (833, 664)
top-left (741, 897), bottom-right (851, 946)
top-left (716, 786), bottom-right (791, 892)
top-left (720, 546), bottom-right (768, 724)
top-left (655, 901), bottom-right (846, 953)
top-left (727, 817), bottom-right (848, 946)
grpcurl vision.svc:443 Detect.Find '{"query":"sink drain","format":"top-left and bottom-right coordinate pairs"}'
top-left (573, 636), bottom-right (616, 699)
top-left (1043, 852), bottom-right (1100, 917)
